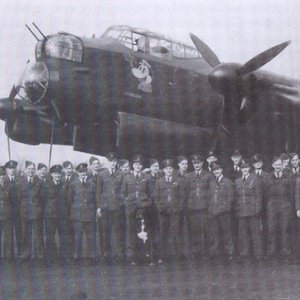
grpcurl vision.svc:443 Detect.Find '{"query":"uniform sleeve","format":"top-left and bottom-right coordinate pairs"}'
top-left (153, 180), bottom-right (160, 208)
top-left (255, 178), bottom-right (262, 214)
top-left (96, 175), bottom-right (103, 208)
top-left (227, 179), bottom-right (234, 205)
top-left (121, 175), bottom-right (128, 203)
top-left (295, 178), bottom-right (300, 211)
top-left (67, 183), bottom-right (74, 209)
top-left (39, 181), bottom-right (47, 211)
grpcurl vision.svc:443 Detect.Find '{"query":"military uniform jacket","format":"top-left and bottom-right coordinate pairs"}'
top-left (0, 183), bottom-right (11, 221)
top-left (44, 180), bottom-right (68, 219)
top-left (62, 173), bottom-right (77, 188)
top-left (235, 174), bottom-right (262, 217)
top-left (225, 165), bottom-right (242, 181)
top-left (5, 175), bottom-right (20, 217)
top-left (87, 172), bottom-right (99, 185)
top-left (186, 170), bottom-right (213, 210)
top-left (265, 172), bottom-right (293, 208)
top-left (145, 173), bottom-right (162, 205)
top-left (209, 176), bottom-right (234, 216)
top-left (154, 177), bottom-right (184, 214)
top-left (18, 176), bottom-right (43, 220)
top-left (176, 171), bottom-right (188, 210)
top-left (68, 178), bottom-right (96, 222)
top-left (121, 173), bottom-right (151, 210)
top-left (96, 169), bottom-right (124, 211)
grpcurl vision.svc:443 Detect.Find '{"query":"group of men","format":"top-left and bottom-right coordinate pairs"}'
top-left (0, 150), bottom-right (300, 266)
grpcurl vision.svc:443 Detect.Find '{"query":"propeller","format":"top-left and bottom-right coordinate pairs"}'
top-left (190, 33), bottom-right (291, 129)
top-left (190, 33), bottom-right (220, 68)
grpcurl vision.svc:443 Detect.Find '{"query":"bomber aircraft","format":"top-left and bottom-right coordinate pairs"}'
top-left (0, 24), bottom-right (299, 160)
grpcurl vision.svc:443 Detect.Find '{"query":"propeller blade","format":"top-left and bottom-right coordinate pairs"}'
top-left (190, 33), bottom-right (220, 68)
top-left (8, 85), bottom-right (17, 102)
top-left (238, 41), bottom-right (291, 76)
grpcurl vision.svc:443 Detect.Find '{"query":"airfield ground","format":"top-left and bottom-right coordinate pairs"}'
top-left (0, 259), bottom-right (299, 300)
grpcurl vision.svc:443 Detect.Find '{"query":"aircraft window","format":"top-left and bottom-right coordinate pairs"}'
top-left (16, 62), bottom-right (49, 104)
top-left (132, 33), bottom-right (147, 53)
top-left (149, 38), bottom-right (172, 60)
top-left (105, 29), bottom-right (122, 40)
top-left (45, 35), bottom-right (83, 63)
top-left (185, 46), bottom-right (200, 59)
top-left (172, 43), bottom-right (185, 58)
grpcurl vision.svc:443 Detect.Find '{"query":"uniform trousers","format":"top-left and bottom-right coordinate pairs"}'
top-left (178, 209), bottom-right (189, 257)
top-left (125, 206), bottom-right (154, 261)
top-left (0, 220), bottom-right (12, 259)
top-left (45, 218), bottom-right (70, 261)
top-left (188, 209), bottom-right (208, 256)
top-left (10, 214), bottom-right (22, 256)
top-left (208, 212), bottom-right (234, 257)
top-left (267, 202), bottom-right (292, 256)
top-left (73, 221), bottom-right (96, 259)
top-left (238, 215), bottom-right (262, 257)
top-left (98, 209), bottom-right (124, 260)
top-left (20, 218), bottom-right (44, 259)
top-left (157, 211), bottom-right (180, 260)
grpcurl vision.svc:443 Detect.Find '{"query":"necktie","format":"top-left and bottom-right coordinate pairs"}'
top-left (11, 177), bottom-right (14, 183)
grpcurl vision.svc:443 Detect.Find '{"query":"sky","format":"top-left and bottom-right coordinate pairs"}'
top-left (0, 0), bottom-right (299, 166)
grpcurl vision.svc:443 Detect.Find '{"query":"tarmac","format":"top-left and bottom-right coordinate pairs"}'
top-left (1, 259), bottom-right (300, 300)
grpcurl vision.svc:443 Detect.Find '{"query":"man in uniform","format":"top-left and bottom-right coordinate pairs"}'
top-left (176, 155), bottom-right (189, 259)
top-left (235, 160), bottom-right (263, 261)
top-left (18, 161), bottom-right (44, 263)
top-left (68, 163), bottom-right (97, 265)
top-left (0, 166), bottom-right (13, 260)
top-left (4, 160), bottom-right (22, 257)
top-left (208, 162), bottom-right (234, 261)
top-left (251, 153), bottom-right (269, 255)
top-left (265, 157), bottom-right (293, 260)
top-left (121, 155), bottom-right (154, 265)
top-left (154, 159), bottom-right (184, 264)
top-left (186, 154), bottom-right (213, 260)
top-left (44, 165), bottom-right (70, 265)
top-left (62, 161), bottom-right (76, 259)
top-left (145, 159), bottom-right (161, 262)
top-left (96, 153), bottom-right (124, 263)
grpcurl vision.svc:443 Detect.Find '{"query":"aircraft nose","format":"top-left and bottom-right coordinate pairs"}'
top-left (0, 98), bottom-right (14, 121)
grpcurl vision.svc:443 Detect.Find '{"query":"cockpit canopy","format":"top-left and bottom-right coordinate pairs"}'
top-left (36, 33), bottom-right (83, 63)
top-left (102, 25), bottom-right (200, 61)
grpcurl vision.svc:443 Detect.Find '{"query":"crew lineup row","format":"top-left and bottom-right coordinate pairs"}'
top-left (0, 150), bottom-right (300, 266)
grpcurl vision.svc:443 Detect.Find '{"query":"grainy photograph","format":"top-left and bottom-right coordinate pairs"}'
top-left (0, 0), bottom-right (300, 299)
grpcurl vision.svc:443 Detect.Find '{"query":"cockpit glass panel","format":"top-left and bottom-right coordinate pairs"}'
top-left (16, 62), bottom-right (49, 104)
top-left (45, 35), bottom-right (83, 62)
top-left (185, 46), bottom-right (200, 59)
top-left (149, 37), bottom-right (172, 60)
top-left (172, 43), bottom-right (185, 58)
